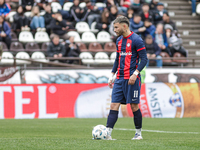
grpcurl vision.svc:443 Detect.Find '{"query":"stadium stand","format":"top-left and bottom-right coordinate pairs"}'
top-left (94, 52), bottom-right (110, 64)
top-left (19, 31), bottom-right (34, 43)
top-left (10, 42), bottom-right (24, 54)
top-left (1, 0), bottom-right (200, 68)
top-left (79, 52), bottom-right (94, 65)
top-left (75, 22), bottom-right (91, 33)
top-left (63, 2), bottom-right (73, 11)
top-left (97, 31), bottom-right (112, 43)
top-left (88, 42), bottom-right (103, 52)
top-left (0, 42), bottom-right (8, 51)
top-left (15, 51), bottom-right (31, 64)
top-left (76, 42), bottom-right (88, 52)
top-left (81, 31), bottom-right (97, 43)
top-left (31, 51), bottom-right (48, 62)
top-left (1, 52), bottom-right (14, 64)
top-left (25, 42), bottom-right (40, 54)
top-left (67, 31), bottom-right (82, 42)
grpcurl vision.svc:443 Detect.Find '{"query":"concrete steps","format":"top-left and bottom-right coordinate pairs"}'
top-left (160, 0), bottom-right (200, 61)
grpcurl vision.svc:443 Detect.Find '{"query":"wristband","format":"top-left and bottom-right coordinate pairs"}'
top-left (133, 71), bottom-right (139, 76)
top-left (108, 73), bottom-right (116, 83)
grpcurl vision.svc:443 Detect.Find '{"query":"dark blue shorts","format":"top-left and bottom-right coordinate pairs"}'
top-left (112, 77), bottom-right (141, 104)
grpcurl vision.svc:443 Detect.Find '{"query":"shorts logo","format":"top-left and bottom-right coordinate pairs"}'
top-left (127, 43), bottom-right (130, 47)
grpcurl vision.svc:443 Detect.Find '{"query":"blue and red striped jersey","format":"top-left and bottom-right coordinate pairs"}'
top-left (112, 31), bottom-right (148, 79)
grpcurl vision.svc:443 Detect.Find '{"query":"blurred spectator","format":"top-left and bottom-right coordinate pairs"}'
top-left (95, 9), bottom-right (110, 32)
top-left (165, 24), bottom-right (187, 57)
top-left (0, 15), bottom-right (11, 49)
top-left (149, 0), bottom-right (159, 11)
top-left (191, 0), bottom-right (196, 16)
top-left (130, 0), bottom-right (142, 14)
top-left (20, 0), bottom-right (34, 12)
top-left (106, 0), bottom-right (119, 11)
top-left (43, 4), bottom-right (52, 35)
top-left (30, 6), bottom-right (45, 31)
top-left (143, 19), bottom-right (156, 37)
top-left (48, 12), bottom-right (71, 41)
top-left (129, 14), bottom-right (146, 37)
top-left (35, 0), bottom-right (52, 10)
top-left (119, 0), bottom-right (131, 13)
top-left (12, 5), bottom-right (29, 31)
top-left (151, 23), bottom-right (170, 56)
top-left (160, 12), bottom-right (177, 31)
top-left (65, 36), bottom-right (81, 64)
top-left (153, 2), bottom-right (167, 25)
top-left (84, 0), bottom-right (100, 28)
top-left (109, 5), bottom-right (118, 23)
top-left (70, 0), bottom-right (89, 23)
top-left (47, 35), bottom-right (66, 62)
top-left (109, 12), bottom-right (125, 41)
top-left (0, 0), bottom-right (11, 17)
top-left (145, 34), bottom-right (162, 67)
top-left (140, 3), bottom-right (154, 23)
top-left (127, 7), bottom-right (134, 19)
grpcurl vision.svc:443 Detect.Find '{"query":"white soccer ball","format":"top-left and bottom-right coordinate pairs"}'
top-left (92, 125), bottom-right (108, 140)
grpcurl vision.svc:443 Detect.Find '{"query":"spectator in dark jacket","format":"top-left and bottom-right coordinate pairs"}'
top-left (84, 0), bottom-right (101, 27)
top-left (0, 0), bottom-right (11, 17)
top-left (151, 23), bottom-right (170, 56)
top-left (140, 3), bottom-right (154, 23)
top-left (130, 0), bottom-right (142, 14)
top-left (65, 36), bottom-right (81, 64)
top-left (127, 7), bottom-right (134, 19)
top-left (108, 5), bottom-right (118, 23)
top-left (70, 0), bottom-right (90, 23)
top-left (143, 19), bottom-right (156, 38)
top-left (0, 15), bottom-right (11, 49)
top-left (149, 0), bottom-right (159, 12)
top-left (43, 4), bottom-right (52, 35)
top-left (160, 12), bottom-right (177, 31)
top-left (153, 2), bottom-right (168, 25)
top-left (95, 9), bottom-right (110, 32)
top-left (47, 35), bottom-right (66, 62)
top-left (12, 5), bottom-right (29, 31)
top-left (145, 34), bottom-right (162, 67)
top-left (20, 0), bottom-right (34, 11)
top-left (165, 24), bottom-right (187, 57)
top-left (129, 14), bottom-right (146, 37)
top-left (48, 12), bottom-right (72, 41)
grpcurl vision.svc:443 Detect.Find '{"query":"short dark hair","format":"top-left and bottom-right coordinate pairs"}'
top-left (145, 34), bottom-right (153, 39)
top-left (163, 12), bottom-right (169, 16)
top-left (113, 16), bottom-right (130, 27)
top-left (134, 14), bottom-right (141, 18)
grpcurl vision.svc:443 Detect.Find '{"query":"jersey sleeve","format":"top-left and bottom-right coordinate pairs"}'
top-left (135, 37), bottom-right (148, 72)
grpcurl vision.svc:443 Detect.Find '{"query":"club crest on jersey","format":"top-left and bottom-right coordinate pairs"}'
top-left (127, 43), bottom-right (130, 47)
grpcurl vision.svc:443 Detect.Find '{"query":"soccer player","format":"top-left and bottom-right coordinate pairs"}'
top-left (106, 16), bottom-right (148, 140)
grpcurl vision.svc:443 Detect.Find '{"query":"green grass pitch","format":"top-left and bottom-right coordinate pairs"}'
top-left (0, 118), bottom-right (199, 150)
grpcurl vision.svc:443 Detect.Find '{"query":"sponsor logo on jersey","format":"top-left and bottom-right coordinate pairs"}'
top-left (120, 52), bottom-right (132, 56)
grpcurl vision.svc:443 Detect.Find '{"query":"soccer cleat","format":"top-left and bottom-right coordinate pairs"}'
top-left (131, 133), bottom-right (143, 140)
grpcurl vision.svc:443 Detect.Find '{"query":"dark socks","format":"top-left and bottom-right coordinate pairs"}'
top-left (106, 110), bottom-right (119, 128)
top-left (133, 109), bottom-right (142, 129)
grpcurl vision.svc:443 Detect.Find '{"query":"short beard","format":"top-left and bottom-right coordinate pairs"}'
top-left (118, 29), bottom-right (124, 36)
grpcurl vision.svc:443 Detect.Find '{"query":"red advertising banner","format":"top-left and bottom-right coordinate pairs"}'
top-left (1, 83), bottom-right (200, 119)
top-left (0, 84), bottom-right (107, 119)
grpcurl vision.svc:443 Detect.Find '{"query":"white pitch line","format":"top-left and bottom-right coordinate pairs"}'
top-left (115, 128), bottom-right (200, 134)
